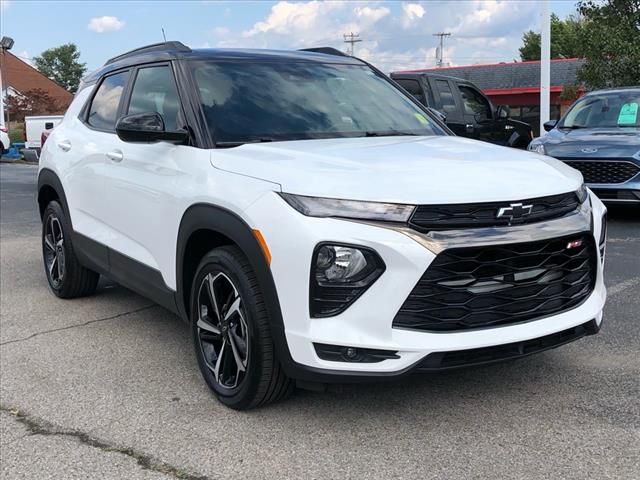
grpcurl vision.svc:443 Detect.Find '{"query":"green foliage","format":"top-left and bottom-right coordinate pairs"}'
top-left (33, 43), bottom-right (87, 93)
top-left (519, 14), bottom-right (584, 61)
top-left (559, 84), bottom-right (580, 102)
top-left (576, 0), bottom-right (640, 88)
top-left (9, 127), bottom-right (24, 144)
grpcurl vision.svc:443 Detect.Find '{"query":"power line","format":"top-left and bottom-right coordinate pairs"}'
top-left (433, 32), bottom-right (451, 67)
top-left (343, 32), bottom-right (362, 56)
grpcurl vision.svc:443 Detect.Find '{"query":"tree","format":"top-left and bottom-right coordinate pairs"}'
top-left (576, 0), bottom-right (640, 88)
top-left (33, 44), bottom-right (87, 93)
top-left (519, 14), bottom-right (584, 61)
top-left (5, 89), bottom-right (67, 122)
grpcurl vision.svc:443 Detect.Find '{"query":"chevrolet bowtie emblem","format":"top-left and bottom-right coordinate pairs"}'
top-left (496, 202), bottom-right (533, 221)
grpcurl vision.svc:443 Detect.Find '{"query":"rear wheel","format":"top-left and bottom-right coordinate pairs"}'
top-left (42, 201), bottom-right (99, 298)
top-left (191, 246), bottom-right (293, 410)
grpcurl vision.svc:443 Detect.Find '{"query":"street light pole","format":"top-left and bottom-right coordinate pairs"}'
top-left (540, 0), bottom-right (551, 135)
top-left (0, 36), bottom-right (16, 129)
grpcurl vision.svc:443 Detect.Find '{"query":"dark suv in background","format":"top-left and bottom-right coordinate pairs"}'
top-left (528, 87), bottom-right (640, 204)
top-left (391, 72), bottom-right (533, 149)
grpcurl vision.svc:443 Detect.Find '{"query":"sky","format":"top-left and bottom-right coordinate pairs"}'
top-left (1, 0), bottom-right (579, 74)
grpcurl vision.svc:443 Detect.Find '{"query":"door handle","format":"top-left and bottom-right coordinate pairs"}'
top-left (57, 140), bottom-right (72, 152)
top-left (106, 150), bottom-right (124, 162)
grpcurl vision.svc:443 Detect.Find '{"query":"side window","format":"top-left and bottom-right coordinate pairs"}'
top-left (87, 71), bottom-right (129, 131)
top-left (459, 85), bottom-right (491, 120)
top-left (127, 66), bottom-right (181, 131)
top-left (396, 79), bottom-right (426, 105)
top-left (434, 80), bottom-right (457, 115)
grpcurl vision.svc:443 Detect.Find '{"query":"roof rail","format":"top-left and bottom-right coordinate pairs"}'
top-left (299, 47), bottom-right (348, 57)
top-left (105, 41), bottom-right (191, 65)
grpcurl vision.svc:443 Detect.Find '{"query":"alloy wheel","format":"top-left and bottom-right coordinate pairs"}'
top-left (44, 215), bottom-right (65, 288)
top-left (196, 272), bottom-right (250, 390)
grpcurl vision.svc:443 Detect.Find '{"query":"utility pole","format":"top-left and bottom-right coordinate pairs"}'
top-left (433, 32), bottom-right (451, 68)
top-left (343, 32), bottom-right (362, 56)
top-left (540, 0), bottom-right (551, 135)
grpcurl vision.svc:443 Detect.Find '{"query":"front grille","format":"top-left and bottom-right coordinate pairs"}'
top-left (393, 234), bottom-right (597, 332)
top-left (561, 160), bottom-right (640, 184)
top-left (409, 191), bottom-right (579, 232)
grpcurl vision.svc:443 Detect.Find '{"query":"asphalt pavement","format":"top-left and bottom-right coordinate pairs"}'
top-left (1, 163), bottom-right (638, 479)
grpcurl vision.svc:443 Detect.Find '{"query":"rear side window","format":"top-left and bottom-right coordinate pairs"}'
top-left (87, 71), bottom-right (129, 131)
top-left (127, 66), bottom-right (181, 131)
top-left (396, 79), bottom-right (426, 105)
top-left (459, 85), bottom-right (491, 120)
top-left (434, 80), bottom-right (457, 114)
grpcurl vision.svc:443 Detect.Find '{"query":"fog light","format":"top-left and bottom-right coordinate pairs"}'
top-left (316, 245), bottom-right (367, 282)
top-left (310, 243), bottom-right (385, 317)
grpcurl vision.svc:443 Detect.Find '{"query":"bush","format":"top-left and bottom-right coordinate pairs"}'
top-left (9, 127), bottom-right (24, 144)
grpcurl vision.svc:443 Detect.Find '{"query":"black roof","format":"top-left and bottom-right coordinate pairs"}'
top-left (84, 42), bottom-right (363, 84)
top-left (392, 58), bottom-right (586, 90)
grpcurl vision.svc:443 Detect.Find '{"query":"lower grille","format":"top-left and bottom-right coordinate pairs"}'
top-left (416, 320), bottom-right (599, 371)
top-left (561, 159), bottom-right (640, 184)
top-left (393, 234), bottom-right (597, 332)
top-left (591, 188), bottom-right (640, 202)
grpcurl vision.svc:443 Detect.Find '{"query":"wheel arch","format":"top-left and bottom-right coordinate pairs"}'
top-left (176, 203), bottom-right (295, 370)
top-left (37, 169), bottom-right (71, 225)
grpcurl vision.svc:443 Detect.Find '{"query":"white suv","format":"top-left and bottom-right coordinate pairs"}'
top-left (38, 43), bottom-right (607, 409)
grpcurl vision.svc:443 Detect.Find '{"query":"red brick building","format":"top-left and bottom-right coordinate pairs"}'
top-left (0, 50), bottom-right (73, 119)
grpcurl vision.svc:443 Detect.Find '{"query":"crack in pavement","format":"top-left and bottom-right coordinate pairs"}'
top-left (0, 405), bottom-right (213, 480)
top-left (0, 305), bottom-right (157, 346)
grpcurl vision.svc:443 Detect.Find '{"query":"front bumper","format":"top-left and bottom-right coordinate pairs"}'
top-left (244, 191), bottom-right (607, 382)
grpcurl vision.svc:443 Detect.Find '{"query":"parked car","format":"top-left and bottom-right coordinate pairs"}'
top-left (0, 126), bottom-right (10, 153)
top-left (390, 71), bottom-right (533, 149)
top-left (24, 115), bottom-right (64, 150)
top-left (38, 42), bottom-right (607, 409)
top-left (529, 87), bottom-right (640, 204)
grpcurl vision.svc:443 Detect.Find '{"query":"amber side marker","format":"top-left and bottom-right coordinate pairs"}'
top-left (252, 229), bottom-right (272, 265)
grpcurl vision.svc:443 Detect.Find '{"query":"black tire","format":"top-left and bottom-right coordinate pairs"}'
top-left (191, 246), bottom-right (293, 410)
top-left (42, 201), bottom-right (99, 298)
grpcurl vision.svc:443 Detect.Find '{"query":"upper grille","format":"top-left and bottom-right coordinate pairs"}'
top-left (409, 191), bottom-right (579, 232)
top-left (393, 234), bottom-right (597, 332)
top-left (561, 160), bottom-right (640, 184)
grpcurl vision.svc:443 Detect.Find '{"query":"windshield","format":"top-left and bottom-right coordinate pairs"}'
top-left (560, 91), bottom-right (640, 129)
top-left (190, 61), bottom-right (444, 144)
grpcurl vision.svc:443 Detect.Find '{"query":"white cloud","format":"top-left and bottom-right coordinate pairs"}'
top-left (87, 16), bottom-right (125, 33)
top-left (207, 0), bottom-right (542, 72)
top-left (402, 3), bottom-right (425, 22)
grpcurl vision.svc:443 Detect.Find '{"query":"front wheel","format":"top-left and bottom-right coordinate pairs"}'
top-left (191, 246), bottom-right (293, 410)
top-left (42, 201), bottom-right (99, 298)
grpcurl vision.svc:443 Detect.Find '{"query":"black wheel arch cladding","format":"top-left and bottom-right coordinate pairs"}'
top-left (176, 203), bottom-right (297, 373)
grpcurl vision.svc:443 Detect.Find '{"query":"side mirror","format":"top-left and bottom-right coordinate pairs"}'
top-left (543, 120), bottom-right (558, 132)
top-left (427, 107), bottom-right (447, 123)
top-left (116, 112), bottom-right (188, 144)
top-left (496, 105), bottom-right (510, 119)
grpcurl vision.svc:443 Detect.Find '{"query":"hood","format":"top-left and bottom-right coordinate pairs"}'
top-left (540, 127), bottom-right (640, 159)
top-left (210, 136), bottom-right (582, 204)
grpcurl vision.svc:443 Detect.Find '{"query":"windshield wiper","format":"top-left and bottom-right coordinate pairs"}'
top-left (215, 138), bottom-right (274, 148)
top-left (558, 125), bottom-right (586, 130)
top-left (363, 130), bottom-right (421, 137)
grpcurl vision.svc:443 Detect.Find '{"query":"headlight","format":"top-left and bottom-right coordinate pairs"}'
top-left (279, 193), bottom-right (415, 223)
top-left (576, 184), bottom-right (589, 203)
top-left (311, 243), bottom-right (385, 317)
top-left (528, 142), bottom-right (546, 155)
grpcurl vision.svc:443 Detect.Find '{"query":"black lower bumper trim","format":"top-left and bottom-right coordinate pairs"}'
top-left (417, 319), bottom-right (600, 372)
top-left (285, 319), bottom-right (600, 384)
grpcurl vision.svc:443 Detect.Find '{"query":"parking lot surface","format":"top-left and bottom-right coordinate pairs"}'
top-left (1, 163), bottom-right (639, 479)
